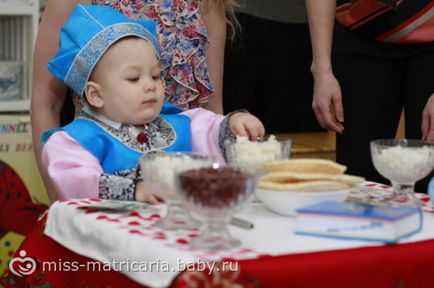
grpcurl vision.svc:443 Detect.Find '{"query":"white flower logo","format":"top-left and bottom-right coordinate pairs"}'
top-left (8, 250), bottom-right (37, 277)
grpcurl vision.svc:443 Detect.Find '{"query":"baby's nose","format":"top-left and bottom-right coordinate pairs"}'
top-left (143, 79), bottom-right (156, 92)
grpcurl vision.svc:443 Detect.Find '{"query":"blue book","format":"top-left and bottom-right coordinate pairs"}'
top-left (295, 201), bottom-right (423, 243)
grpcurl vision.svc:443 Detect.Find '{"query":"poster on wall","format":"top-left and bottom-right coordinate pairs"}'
top-left (0, 114), bottom-right (48, 275)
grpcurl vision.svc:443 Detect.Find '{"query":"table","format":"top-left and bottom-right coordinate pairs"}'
top-left (2, 183), bottom-right (434, 288)
top-left (275, 131), bottom-right (336, 161)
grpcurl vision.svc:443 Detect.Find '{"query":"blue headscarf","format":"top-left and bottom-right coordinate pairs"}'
top-left (48, 4), bottom-right (161, 97)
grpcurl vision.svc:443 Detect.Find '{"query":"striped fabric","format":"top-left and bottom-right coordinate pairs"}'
top-left (336, 0), bottom-right (434, 44)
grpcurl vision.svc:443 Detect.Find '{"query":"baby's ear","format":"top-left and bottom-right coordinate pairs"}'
top-left (84, 81), bottom-right (104, 108)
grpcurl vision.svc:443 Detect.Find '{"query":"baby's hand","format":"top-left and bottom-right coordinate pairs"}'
top-left (135, 181), bottom-right (160, 204)
top-left (229, 112), bottom-right (265, 141)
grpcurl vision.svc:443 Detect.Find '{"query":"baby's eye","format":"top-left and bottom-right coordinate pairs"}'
top-left (128, 77), bottom-right (140, 82)
top-left (152, 75), bottom-right (161, 80)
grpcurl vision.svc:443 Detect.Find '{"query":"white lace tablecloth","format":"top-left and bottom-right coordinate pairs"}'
top-left (44, 183), bottom-right (434, 288)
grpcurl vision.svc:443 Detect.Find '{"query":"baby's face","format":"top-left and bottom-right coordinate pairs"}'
top-left (90, 37), bottom-right (164, 125)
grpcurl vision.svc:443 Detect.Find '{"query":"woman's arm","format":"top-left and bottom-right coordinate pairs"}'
top-left (31, 0), bottom-right (90, 201)
top-left (201, 0), bottom-right (227, 114)
top-left (306, 0), bottom-right (344, 133)
top-left (422, 92), bottom-right (434, 142)
top-left (306, 0), bottom-right (336, 75)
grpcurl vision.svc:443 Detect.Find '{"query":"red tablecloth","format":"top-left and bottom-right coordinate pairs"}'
top-left (2, 213), bottom-right (434, 288)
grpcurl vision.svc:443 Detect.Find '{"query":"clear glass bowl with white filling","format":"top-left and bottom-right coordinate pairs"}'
top-left (225, 135), bottom-right (291, 169)
top-left (370, 139), bottom-right (434, 206)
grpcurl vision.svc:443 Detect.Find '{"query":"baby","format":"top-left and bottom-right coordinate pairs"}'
top-left (41, 4), bottom-right (264, 203)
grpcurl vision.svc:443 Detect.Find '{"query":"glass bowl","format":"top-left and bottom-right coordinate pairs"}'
top-left (176, 166), bottom-right (256, 250)
top-left (140, 152), bottom-right (215, 230)
top-left (429, 177), bottom-right (434, 205)
top-left (370, 139), bottom-right (434, 206)
top-left (257, 188), bottom-right (351, 217)
top-left (225, 136), bottom-right (291, 203)
top-left (225, 136), bottom-right (291, 169)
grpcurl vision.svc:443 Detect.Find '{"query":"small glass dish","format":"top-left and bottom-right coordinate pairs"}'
top-left (225, 136), bottom-right (291, 170)
top-left (225, 136), bottom-right (291, 202)
top-left (140, 152), bottom-right (215, 230)
top-left (429, 177), bottom-right (434, 205)
top-left (370, 139), bottom-right (434, 206)
top-left (176, 165), bottom-right (256, 250)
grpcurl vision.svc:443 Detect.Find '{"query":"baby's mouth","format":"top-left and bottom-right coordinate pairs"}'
top-left (142, 98), bottom-right (157, 104)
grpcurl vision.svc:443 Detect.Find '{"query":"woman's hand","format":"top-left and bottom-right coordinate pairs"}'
top-left (311, 70), bottom-right (345, 134)
top-left (422, 92), bottom-right (434, 142)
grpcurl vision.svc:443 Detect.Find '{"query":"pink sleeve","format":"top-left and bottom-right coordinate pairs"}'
top-left (41, 131), bottom-right (103, 200)
top-left (181, 108), bottom-right (226, 164)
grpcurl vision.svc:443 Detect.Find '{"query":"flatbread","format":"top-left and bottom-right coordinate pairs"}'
top-left (259, 180), bottom-right (351, 192)
top-left (258, 172), bottom-right (364, 192)
top-left (263, 158), bottom-right (347, 174)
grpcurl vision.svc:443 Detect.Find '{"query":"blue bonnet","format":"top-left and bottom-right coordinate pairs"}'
top-left (48, 4), bottom-right (161, 96)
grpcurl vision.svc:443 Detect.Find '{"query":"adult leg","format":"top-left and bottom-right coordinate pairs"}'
top-left (262, 22), bottom-right (322, 133)
top-left (223, 15), bottom-right (321, 133)
top-left (223, 13), bottom-right (269, 120)
top-left (334, 50), bottom-right (405, 182)
top-left (404, 47), bottom-right (434, 192)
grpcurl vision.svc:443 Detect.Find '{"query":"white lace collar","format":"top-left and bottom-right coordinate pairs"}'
top-left (82, 105), bottom-right (123, 130)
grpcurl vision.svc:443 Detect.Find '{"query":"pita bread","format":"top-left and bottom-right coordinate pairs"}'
top-left (263, 158), bottom-right (347, 174)
top-left (258, 172), bottom-right (364, 192)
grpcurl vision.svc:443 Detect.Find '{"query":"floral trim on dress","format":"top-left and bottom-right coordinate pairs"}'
top-left (218, 116), bottom-right (235, 161)
top-left (99, 168), bottom-right (137, 200)
top-left (80, 111), bottom-right (176, 152)
top-left (92, 0), bottom-right (214, 110)
top-left (218, 110), bottom-right (248, 161)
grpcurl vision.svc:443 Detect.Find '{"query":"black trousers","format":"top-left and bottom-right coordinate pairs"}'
top-left (333, 23), bottom-right (434, 192)
top-left (223, 13), bottom-right (323, 133)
